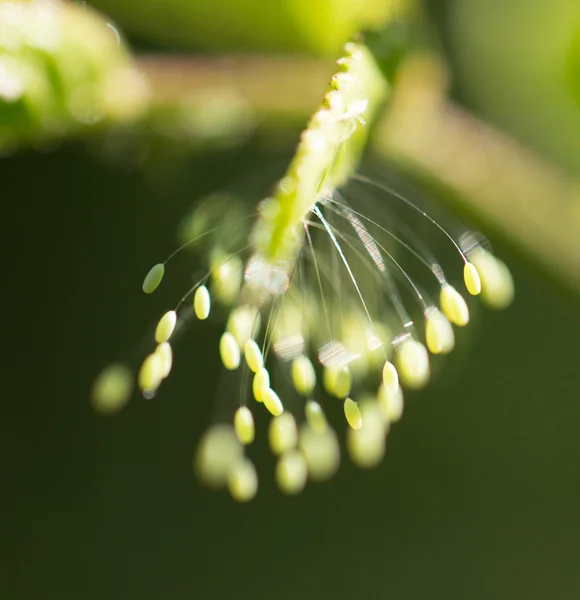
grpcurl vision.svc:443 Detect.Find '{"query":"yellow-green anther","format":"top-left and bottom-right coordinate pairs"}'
top-left (463, 262), bottom-right (481, 296)
top-left (470, 250), bottom-right (515, 310)
top-left (252, 367), bottom-right (270, 403)
top-left (219, 332), bottom-right (241, 370)
top-left (344, 397), bottom-right (362, 430)
top-left (377, 382), bottom-right (404, 423)
top-left (425, 309), bottom-right (455, 355)
top-left (244, 339), bottom-right (263, 373)
top-left (262, 388), bottom-right (284, 417)
top-left (323, 367), bottom-right (335, 396)
top-left (211, 253), bottom-right (243, 305)
top-left (234, 406), bottom-right (255, 445)
top-left (155, 310), bottom-right (177, 344)
top-left (440, 284), bottom-right (470, 327)
top-left (299, 426), bottom-right (340, 482)
top-left (226, 305), bottom-right (260, 347)
top-left (341, 313), bottom-right (372, 376)
top-left (382, 360), bottom-right (399, 393)
top-left (193, 285), bottom-right (211, 320)
top-left (142, 263), bottom-right (164, 294)
top-left (291, 355), bottom-right (316, 396)
top-left (276, 450), bottom-right (307, 495)
top-left (305, 400), bottom-right (328, 434)
top-left (268, 412), bottom-right (298, 455)
top-left (194, 424), bottom-right (242, 489)
top-left (336, 365), bottom-right (352, 398)
top-left (138, 352), bottom-right (164, 393)
top-left (367, 322), bottom-right (393, 370)
top-left (395, 339), bottom-right (430, 390)
top-left (268, 300), bottom-right (305, 348)
top-left (91, 363), bottom-right (133, 415)
top-left (485, 258), bottom-right (514, 309)
top-left (347, 402), bottom-right (386, 468)
top-left (323, 365), bottom-right (351, 398)
top-left (155, 342), bottom-right (173, 379)
top-left (227, 458), bottom-right (258, 502)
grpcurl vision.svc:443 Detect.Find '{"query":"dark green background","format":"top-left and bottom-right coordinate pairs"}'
top-left (5, 1), bottom-right (580, 598)
top-left (4, 139), bottom-right (580, 599)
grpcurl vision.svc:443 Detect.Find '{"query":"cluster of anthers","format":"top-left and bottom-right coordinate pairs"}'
top-left (92, 43), bottom-right (514, 501)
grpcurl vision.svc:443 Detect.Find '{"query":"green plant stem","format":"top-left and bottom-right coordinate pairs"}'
top-left (138, 54), bottom-right (335, 130)
top-left (250, 43), bottom-right (389, 266)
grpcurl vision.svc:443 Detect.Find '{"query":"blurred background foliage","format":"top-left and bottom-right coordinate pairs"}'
top-left (4, 0), bottom-right (580, 598)
top-left (89, 0), bottom-right (395, 56)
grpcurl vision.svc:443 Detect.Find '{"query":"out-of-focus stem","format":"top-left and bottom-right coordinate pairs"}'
top-left (373, 54), bottom-right (580, 296)
top-left (137, 54), bottom-right (335, 128)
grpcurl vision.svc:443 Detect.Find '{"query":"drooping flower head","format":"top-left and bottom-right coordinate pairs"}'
top-left (92, 42), bottom-right (514, 501)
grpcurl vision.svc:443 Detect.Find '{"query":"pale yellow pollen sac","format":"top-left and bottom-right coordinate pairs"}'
top-left (193, 285), bottom-right (211, 320)
top-left (276, 450), bottom-right (308, 495)
top-left (262, 387), bottom-right (284, 417)
top-left (138, 352), bottom-right (164, 393)
top-left (382, 360), bottom-right (399, 393)
top-left (425, 309), bottom-right (455, 355)
top-left (252, 367), bottom-right (270, 403)
top-left (395, 338), bottom-right (430, 390)
top-left (155, 342), bottom-right (173, 379)
top-left (268, 412), bottom-right (298, 455)
top-left (194, 424), bottom-right (243, 489)
top-left (299, 425), bottom-right (340, 482)
top-left (335, 366), bottom-right (352, 398)
top-left (341, 314), bottom-right (370, 378)
top-left (219, 332), bottom-right (241, 370)
top-left (463, 262), bottom-right (482, 296)
top-left (485, 259), bottom-right (514, 309)
top-left (344, 397), bottom-right (363, 430)
top-left (440, 284), bottom-right (470, 327)
top-left (234, 406), bottom-right (255, 445)
top-left (305, 400), bottom-right (328, 434)
top-left (91, 363), bottom-right (133, 415)
top-left (154, 310), bottom-right (177, 344)
top-left (291, 354), bottom-right (316, 396)
top-left (323, 365), bottom-right (351, 398)
top-left (367, 322), bottom-right (393, 371)
top-left (469, 249), bottom-right (514, 310)
top-left (244, 339), bottom-right (263, 373)
top-left (377, 382), bottom-right (404, 423)
top-left (226, 305), bottom-right (261, 347)
top-left (268, 302), bottom-right (304, 351)
top-left (211, 253), bottom-right (243, 306)
top-left (347, 402), bottom-right (386, 468)
top-left (142, 263), bottom-right (164, 294)
top-left (227, 457), bottom-right (258, 502)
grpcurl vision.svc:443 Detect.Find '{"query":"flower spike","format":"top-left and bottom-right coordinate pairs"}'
top-left (94, 40), bottom-right (514, 502)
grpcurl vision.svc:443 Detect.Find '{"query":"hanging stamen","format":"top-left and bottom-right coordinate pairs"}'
top-left (352, 174), bottom-right (482, 296)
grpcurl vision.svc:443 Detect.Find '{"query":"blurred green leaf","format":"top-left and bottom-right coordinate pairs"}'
top-left (0, 0), bottom-right (148, 151)
top-left (448, 0), bottom-right (580, 174)
top-left (89, 0), bottom-right (405, 56)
